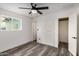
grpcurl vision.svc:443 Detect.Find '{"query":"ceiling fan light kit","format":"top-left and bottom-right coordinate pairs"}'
top-left (31, 10), bottom-right (37, 13)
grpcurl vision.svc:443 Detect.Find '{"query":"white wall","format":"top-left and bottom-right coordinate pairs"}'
top-left (36, 14), bottom-right (55, 46)
top-left (36, 9), bottom-right (71, 47)
top-left (35, 6), bottom-right (79, 55)
top-left (0, 8), bottom-right (33, 52)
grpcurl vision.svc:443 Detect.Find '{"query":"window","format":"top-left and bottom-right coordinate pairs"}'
top-left (0, 15), bottom-right (22, 31)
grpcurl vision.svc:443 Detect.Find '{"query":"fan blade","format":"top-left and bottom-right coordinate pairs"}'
top-left (31, 3), bottom-right (37, 7)
top-left (31, 3), bottom-right (34, 8)
top-left (37, 10), bottom-right (43, 14)
top-left (30, 3), bottom-right (36, 9)
top-left (19, 7), bottom-right (31, 9)
top-left (29, 11), bottom-right (32, 14)
top-left (31, 3), bottom-right (33, 6)
top-left (36, 7), bottom-right (48, 10)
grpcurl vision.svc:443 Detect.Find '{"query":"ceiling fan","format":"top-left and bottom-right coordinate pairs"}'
top-left (19, 3), bottom-right (48, 14)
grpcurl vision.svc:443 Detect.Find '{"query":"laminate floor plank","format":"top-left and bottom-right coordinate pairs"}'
top-left (0, 41), bottom-right (72, 56)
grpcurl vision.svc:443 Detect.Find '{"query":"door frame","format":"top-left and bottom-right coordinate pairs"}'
top-left (77, 14), bottom-right (79, 56)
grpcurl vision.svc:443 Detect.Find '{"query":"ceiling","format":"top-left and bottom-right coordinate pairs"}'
top-left (0, 3), bottom-right (78, 18)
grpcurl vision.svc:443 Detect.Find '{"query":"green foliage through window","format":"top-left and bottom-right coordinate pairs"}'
top-left (0, 15), bottom-right (22, 31)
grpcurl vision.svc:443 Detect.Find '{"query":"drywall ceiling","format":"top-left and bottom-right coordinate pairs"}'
top-left (0, 3), bottom-right (78, 18)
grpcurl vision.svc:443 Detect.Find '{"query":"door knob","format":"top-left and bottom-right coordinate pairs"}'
top-left (72, 37), bottom-right (77, 39)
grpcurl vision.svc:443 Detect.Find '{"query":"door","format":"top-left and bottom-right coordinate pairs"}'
top-left (69, 14), bottom-right (77, 56)
top-left (77, 14), bottom-right (79, 56)
top-left (32, 22), bottom-right (37, 40)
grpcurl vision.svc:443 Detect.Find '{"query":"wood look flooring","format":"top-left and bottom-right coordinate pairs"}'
top-left (0, 41), bottom-right (72, 56)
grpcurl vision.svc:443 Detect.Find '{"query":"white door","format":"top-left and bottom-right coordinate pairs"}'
top-left (37, 22), bottom-right (44, 43)
top-left (32, 22), bottom-right (37, 40)
top-left (37, 24), bottom-right (40, 42)
top-left (69, 14), bottom-right (77, 56)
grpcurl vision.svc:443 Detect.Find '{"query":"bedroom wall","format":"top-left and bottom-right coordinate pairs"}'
top-left (35, 6), bottom-right (79, 48)
top-left (0, 8), bottom-right (33, 52)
